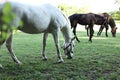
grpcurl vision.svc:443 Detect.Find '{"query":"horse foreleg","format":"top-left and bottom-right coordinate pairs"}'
top-left (89, 25), bottom-right (94, 42)
top-left (42, 33), bottom-right (48, 61)
top-left (97, 26), bottom-right (104, 36)
top-left (105, 26), bottom-right (109, 37)
top-left (6, 33), bottom-right (21, 64)
top-left (85, 25), bottom-right (89, 36)
top-left (52, 31), bottom-right (64, 63)
top-left (73, 26), bottom-right (80, 42)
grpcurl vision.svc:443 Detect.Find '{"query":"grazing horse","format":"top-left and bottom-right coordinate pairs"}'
top-left (86, 13), bottom-right (117, 37)
top-left (0, 2), bottom-right (75, 68)
top-left (97, 13), bottom-right (117, 37)
top-left (69, 13), bottom-right (108, 42)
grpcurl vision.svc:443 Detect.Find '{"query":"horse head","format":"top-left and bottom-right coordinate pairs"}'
top-left (62, 37), bottom-right (75, 59)
top-left (107, 17), bottom-right (117, 37)
top-left (111, 27), bottom-right (117, 37)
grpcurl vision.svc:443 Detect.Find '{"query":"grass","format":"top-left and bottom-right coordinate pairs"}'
top-left (0, 31), bottom-right (120, 80)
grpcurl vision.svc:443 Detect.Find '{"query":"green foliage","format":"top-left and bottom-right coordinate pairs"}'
top-left (1, 2), bottom-right (24, 29)
top-left (0, 2), bottom-right (14, 41)
top-left (115, 0), bottom-right (120, 4)
top-left (2, 2), bottom-right (15, 24)
top-left (109, 11), bottom-right (120, 20)
top-left (58, 4), bottom-right (89, 16)
top-left (0, 2), bottom-right (23, 41)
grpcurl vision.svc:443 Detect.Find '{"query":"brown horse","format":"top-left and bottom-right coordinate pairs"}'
top-left (69, 13), bottom-right (108, 42)
top-left (98, 13), bottom-right (117, 37)
top-left (86, 13), bottom-right (117, 37)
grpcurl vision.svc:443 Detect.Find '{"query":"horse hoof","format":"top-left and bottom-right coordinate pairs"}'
top-left (17, 61), bottom-right (22, 65)
top-left (67, 56), bottom-right (72, 59)
top-left (88, 40), bottom-right (92, 43)
top-left (0, 64), bottom-right (3, 69)
top-left (42, 58), bottom-right (47, 61)
top-left (58, 59), bottom-right (64, 63)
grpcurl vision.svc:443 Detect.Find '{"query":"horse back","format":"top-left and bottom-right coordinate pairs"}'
top-left (77, 14), bottom-right (96, 25)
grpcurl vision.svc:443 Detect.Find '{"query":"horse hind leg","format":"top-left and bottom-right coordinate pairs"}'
top-left (42, 33), bottom-right (48, 61)
top-left (6, 33), bottom-right (21, 64)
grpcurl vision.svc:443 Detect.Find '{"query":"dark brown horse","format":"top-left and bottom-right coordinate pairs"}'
top-left (69, 13), bottom-right (108, 42)
top-left (86, 13), bottom-right (117, 37)
top-left (97, 13), bottom-right (117, 37)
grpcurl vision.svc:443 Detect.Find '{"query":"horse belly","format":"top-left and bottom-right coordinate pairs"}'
top-left (18, 23), bottom-right (49, 34)
top-left (19, 15), bottom-right (50, 34)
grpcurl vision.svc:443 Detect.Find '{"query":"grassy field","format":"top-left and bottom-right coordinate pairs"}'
top-left (0, 31), bottom-right (120, 80)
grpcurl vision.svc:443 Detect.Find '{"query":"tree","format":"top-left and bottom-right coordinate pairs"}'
top-left (115, 0), bottom-right (120, 10)
top-left (115, 0), bottom-right (120, 4)
top-left (109, 11), bottom-right (120, 20)
top-left (58, 4), bottom-right (89, 16)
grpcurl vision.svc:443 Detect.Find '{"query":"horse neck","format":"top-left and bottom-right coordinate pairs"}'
top-left (61, 25), bottom-right (72, 43)
top-left (109, 18), bottom-right (116, 29)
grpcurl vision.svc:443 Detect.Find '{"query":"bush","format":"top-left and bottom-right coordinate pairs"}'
top-left (109, 11), bottom-right (120, 20)
top-left (58, 4), bottom-right (89, 16)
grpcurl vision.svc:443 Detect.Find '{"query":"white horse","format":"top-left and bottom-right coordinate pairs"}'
top-left (0, 2), bottom-right (75, 69)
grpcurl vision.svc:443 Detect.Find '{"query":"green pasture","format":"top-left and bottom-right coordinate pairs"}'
top-left (0, 31), bottom-right (120, 80)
